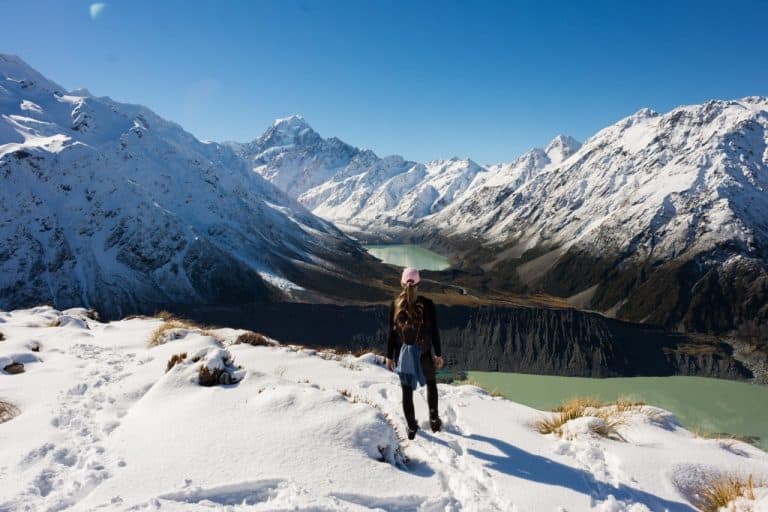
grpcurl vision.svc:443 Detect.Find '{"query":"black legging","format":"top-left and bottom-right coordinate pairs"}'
top-left (402, 380), bottom-right (438, 429)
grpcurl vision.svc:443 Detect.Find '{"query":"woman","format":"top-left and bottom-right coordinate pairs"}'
top-left (386, 267), bottom-right (444, 439)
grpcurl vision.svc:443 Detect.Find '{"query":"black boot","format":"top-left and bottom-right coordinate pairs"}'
top-left (407, 423), bottom-right (419, 440)
top-left (429, 410), bottom-right (442, 433)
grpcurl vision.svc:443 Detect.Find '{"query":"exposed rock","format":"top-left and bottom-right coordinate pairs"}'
top-left (3, 362), bottom-right (24, 374)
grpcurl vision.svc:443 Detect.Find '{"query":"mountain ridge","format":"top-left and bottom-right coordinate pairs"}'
top-left (0, 54), bottom-right (387, 318)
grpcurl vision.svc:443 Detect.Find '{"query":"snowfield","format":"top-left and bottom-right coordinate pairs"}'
top-left (1, 307), bottom-right (767, 511)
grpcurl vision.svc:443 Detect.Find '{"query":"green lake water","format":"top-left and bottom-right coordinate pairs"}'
top-left (364, 244), bottom-right (451, 271)
top-left (466, 371), bottom-right (768, 451)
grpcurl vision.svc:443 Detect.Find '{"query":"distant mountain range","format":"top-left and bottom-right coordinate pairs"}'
top-left (2, 55), bottom-right (766, 338)
top-left (238, 100), bottom-right (768, 338)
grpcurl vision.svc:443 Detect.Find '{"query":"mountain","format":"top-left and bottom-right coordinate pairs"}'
top-left (234, 120), bottom-right (562, 238)
top-left (431, 98), bottom-right (768, 336)
top-left (0, 55), bottom-right (385, 319)
top-left (236, 102), bottom-right (767, 338)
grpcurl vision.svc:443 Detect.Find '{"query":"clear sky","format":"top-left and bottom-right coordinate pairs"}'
top-left (4, 0), bottom-right (767, 163)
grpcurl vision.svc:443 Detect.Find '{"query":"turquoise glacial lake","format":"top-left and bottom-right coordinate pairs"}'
top-left (466, 371), bottom-right (768, 451)
top-left (364, 244), bottom-right (451, 271)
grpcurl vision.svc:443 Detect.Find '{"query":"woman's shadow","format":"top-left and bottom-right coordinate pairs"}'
top-left (454, 432), bottom-right (695, 511)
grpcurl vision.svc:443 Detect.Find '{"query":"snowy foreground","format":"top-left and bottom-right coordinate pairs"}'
top-left (1, 307), bottom-right (767, 512)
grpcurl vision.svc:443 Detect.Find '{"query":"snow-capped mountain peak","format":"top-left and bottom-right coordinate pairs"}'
top-left (544, 134), bottom-right (582, 164)
top-left (272, 113), bottom-right (311, 131)
top-left (253, 114), bottom-right (322, 149)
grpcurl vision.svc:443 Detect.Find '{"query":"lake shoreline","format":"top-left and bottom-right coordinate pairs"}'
top-left (463, 371), bottom-right (768, 453)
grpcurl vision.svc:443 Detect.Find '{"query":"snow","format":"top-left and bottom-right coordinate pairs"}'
top-left (0, 54), bottom-right (365, 316)
top-left (1, 306), bottom-right (767, 511)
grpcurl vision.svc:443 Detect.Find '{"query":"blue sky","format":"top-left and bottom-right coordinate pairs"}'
top-left (4, 0), bottom-right (767, 163)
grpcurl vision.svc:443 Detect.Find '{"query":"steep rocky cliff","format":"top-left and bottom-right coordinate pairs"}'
top-left (177, 302), bottom-right (753, 380)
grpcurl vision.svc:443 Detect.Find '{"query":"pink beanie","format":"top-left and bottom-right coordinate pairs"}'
top-left (401, 267), bottom-right (420, 286)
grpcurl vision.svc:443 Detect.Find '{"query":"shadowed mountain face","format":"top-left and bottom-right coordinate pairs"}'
top-left (168, 302), bottom-right (752, 380)
top-left (0, 55), bottom-right (388, 318)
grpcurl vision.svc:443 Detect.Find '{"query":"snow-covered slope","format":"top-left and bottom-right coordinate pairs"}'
top-left (433, 98), bottom-right (768, 333)
top-left (435, 100), bottom-right (768, 252)
top-left (2, 306), bottom-right (767, 511)
top-left (0, 55), bottom-right (382, 318)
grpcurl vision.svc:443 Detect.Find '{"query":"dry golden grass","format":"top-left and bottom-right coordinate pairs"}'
top-left (234, 332), bottom-right (271, 347)
top-left (156, 310), bottom-right (178, 321)
top-left (198, 365), bottom-right (226, 386)
top-left (0, 399), bottom-right (20, 423)
top-left (148, 317), bottom-right (202, 347)
top-left (614, 396), bottom-right (646, 412)
top-left (534, 396), bottom-right (635, 441)
top-left (165, 352), bottom-right (188, 373)
top-left (695, 474), bottom-right (757, 512)
top-left (589, 416), bottom-right (627, 441)
top-left (552, 396), bottom-right (604, 412)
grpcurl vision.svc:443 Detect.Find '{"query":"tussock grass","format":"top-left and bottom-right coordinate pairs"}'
top-left (234, 332), bottom-right (271, 347)
top-left (147, 314), bottom-right (203, 347)
top-left (148, 320), bottom-right (190, 347)
top-left (165, 352), bottom-right (187, 373)
top-left (199, 365), bottom-right (228, 386)
top-left (613, 396), bottom-right (646, 412)
top-left (156, 310), bottom-right (178, 322)
top-left (198, 350), bottom-right (240, 386)
top-left (552, 396), bottom-right (604, 412)
top-left (534, 396), bottom-right (638, 441)
top-left (0, 399), bottom-right (20, 423)
top-left (695, 474), bottom-right (758, 512)
top-left (48, 317), bottom-right (61, 327)
top-left (588, 416), bottom-right (627, 441)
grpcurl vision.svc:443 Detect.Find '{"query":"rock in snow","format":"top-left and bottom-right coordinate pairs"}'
top-left (0, 306), bottom-right (767, 511)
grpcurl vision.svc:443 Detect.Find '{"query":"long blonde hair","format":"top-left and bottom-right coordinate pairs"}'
top-left (394, 282), bottom-right (418, 326)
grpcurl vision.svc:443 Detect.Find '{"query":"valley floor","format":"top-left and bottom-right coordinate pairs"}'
top-left (0, 307), bottom-right (767, 511)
